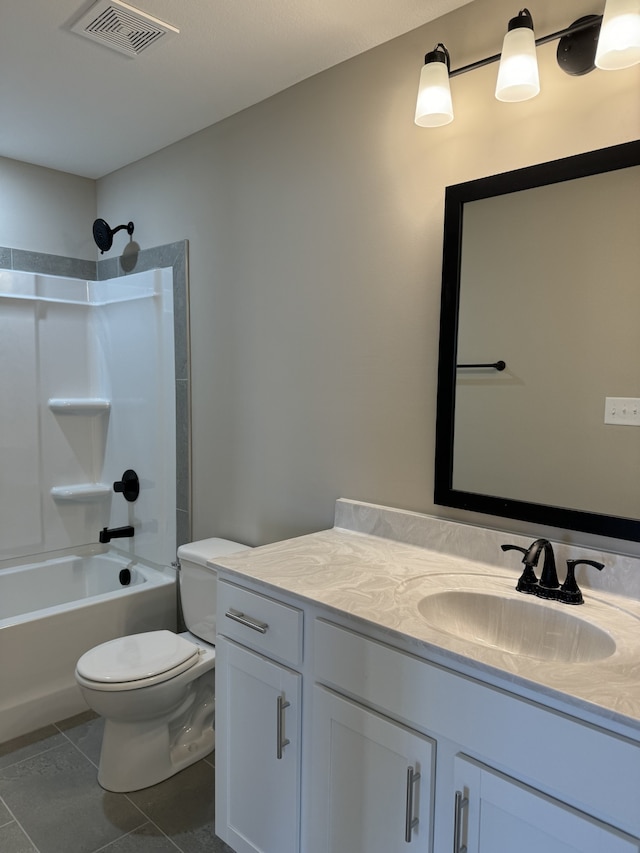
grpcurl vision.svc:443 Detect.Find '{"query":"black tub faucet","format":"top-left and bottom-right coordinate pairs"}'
top-left (99, 525), bottom-right (135, 544)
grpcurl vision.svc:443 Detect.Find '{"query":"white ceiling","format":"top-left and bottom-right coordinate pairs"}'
top-left (0, 0), bottom-right (470, 180)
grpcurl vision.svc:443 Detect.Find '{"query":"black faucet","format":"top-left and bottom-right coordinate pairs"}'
top-left (502, 539), bottom-right (604, 605)
top-left (99, 525), bottom-right (135, 544)
top-left (524, 538), bottom-right (559, 599)
top-left (502, 538), bottom-right (558, 596)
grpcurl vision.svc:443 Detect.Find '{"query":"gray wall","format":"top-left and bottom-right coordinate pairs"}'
top-left (0, 157), bottom-right (95, 259)
top-left (96, 0), bottom-right (639, 549)
top-left (2, 0), bottom-right (639, 552)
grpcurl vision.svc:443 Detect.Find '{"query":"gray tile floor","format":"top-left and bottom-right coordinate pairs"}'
top-left (0, 712), bottom-right (234, 853)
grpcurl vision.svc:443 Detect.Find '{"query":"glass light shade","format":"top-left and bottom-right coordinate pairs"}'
top-left (414, 60), bottom-right (454, 127)
top-left (595, 0), bottom-right (640, 69)
top-left (495, 26), bottom-right (540, 102)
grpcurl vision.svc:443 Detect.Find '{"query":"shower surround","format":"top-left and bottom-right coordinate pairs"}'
top-left (0, 267), bottom-right (176, 566)
top-left (0, 263), bottom-right (181, 740)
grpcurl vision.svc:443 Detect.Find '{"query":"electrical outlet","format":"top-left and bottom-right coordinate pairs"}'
top-left (604, 397), bottom-right (640, 427)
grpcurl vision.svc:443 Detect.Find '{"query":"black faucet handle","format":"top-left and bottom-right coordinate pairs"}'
top-left (501, 543), bottom-right (539, 594)
top-left (559, 559), bottom-right (605, 605)
top-left (501, 544), bottom-right (528, 556)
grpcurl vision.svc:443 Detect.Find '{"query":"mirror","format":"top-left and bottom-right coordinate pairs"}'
top-left (435, 140), bottom-right (640, 542)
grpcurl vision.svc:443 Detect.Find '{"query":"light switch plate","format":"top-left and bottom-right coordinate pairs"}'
top-left (604, 397), bottom-right (640, 426)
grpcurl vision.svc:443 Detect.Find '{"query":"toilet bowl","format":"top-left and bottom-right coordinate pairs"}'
top-left (75, 538), bottom-right (250, 792)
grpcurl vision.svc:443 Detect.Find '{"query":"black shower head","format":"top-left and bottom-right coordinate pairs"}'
top-left (92, 219), bottom-right (134, 254)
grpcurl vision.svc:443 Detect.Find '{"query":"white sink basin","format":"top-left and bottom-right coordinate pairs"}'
top-left (417, 590), bottom-right (616, 663)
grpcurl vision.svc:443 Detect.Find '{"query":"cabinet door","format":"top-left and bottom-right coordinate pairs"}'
top-left (453, 755), bottom-right (640, 853)
top-left (309, 685), bottom-right (434, 853)
top-left (215, 637), bottom-right (301, 853)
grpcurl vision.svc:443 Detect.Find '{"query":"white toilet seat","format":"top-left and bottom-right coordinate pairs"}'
top-left (76, 630), bottom-right (201, 692)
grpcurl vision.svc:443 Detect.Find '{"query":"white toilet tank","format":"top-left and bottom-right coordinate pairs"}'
top-left (177, 538), bottom-right (251, 644)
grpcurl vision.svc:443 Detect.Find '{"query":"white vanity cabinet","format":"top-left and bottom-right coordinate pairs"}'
top-left (215, 580), bottom-right (303, 853)
top-left (215, 576), bottom-right (640, 853)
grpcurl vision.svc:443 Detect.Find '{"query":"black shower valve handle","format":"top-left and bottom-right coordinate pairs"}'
top-left (113, 469), bottom-right (140, 502)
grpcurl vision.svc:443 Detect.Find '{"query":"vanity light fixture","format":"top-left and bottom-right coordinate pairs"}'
top-left (414, 43), bottom-right (454, 126)
top-left (415, 0), bottom-right (640, 126)
top-left (495, 8), bottom-right (540, 102)
top-left (595, 0), bottom-right (640, 69)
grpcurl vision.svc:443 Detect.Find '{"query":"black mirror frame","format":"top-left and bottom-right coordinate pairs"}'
top-left (434, 139), bottom-right (640, 542)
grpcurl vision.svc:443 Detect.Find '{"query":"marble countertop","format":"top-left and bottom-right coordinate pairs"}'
top-left (210, 525), bottom-right (640, 741)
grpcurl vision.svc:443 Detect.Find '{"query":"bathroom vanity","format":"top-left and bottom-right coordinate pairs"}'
top-left (212, 500), bottom-right (640, 853)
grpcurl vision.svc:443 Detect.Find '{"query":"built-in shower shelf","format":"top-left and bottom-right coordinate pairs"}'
top-left (50, 484), bottom-right (111, 502)
top-left (48, 398), bottom-right (111, 415)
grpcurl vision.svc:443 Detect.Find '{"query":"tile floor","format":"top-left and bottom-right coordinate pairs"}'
top-left (0, 712), bottom-right (233, 853)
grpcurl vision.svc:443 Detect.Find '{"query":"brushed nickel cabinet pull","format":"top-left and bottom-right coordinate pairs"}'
top-left (405, 766), bottom-right (421, 842)
top-left (225, 608), bottom-right (268, 634)
top-left (276, 695), bottom-right (291, 759)
top-left (453, 790), bottom-right (469, 853)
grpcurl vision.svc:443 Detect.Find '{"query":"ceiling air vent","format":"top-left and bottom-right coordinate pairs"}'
top-left (70, 0), bottom-right (179, 57)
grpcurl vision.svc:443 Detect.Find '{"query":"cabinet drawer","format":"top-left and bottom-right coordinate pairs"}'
top-left (218, 580), bottom-right (303, 667)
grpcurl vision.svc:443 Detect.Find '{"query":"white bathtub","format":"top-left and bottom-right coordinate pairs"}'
top-left (0, 549), bottom-right (176, 743)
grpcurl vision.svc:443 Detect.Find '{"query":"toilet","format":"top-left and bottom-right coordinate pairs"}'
top-left (75, 538), bottom-right (250, 793)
